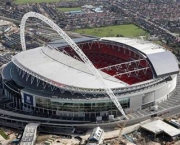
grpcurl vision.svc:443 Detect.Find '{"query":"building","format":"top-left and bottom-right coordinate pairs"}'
top-left (141, 120), bottom-right (180, 140)
top-left (1, 36), bottom-right (178, 128)
top-left (87, 127), bottom-right (104, 145)
top-left (0, 12), bottom-right (179, 131)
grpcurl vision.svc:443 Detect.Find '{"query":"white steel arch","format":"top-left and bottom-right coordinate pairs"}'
top-left (20, 12), bottom-right (128, 119)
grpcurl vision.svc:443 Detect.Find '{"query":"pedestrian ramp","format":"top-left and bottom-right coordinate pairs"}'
top-left (20, 123), bottom-right (40, 145)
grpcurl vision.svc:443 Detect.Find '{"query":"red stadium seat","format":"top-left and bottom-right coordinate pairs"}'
top-left (64, 41), bottom-right (153, 85)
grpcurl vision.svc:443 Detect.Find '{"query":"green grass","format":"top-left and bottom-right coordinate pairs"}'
top-left (73, 24), bottom-right (148, 37)
top-left (15, 0), bottom-right (78, 4)
top-left (0, 130), bottom-right (9, 140)
top-left (57, 7), bottom-right (81, 12)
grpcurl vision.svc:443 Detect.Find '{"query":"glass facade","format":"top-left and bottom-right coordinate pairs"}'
top-left (3, 80), bottom-right (130, 121)
top-left (35, 96), bottom-right (130, 113)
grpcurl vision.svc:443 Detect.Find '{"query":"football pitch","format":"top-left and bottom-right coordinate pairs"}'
top-left (74, 24), bottom-right (148, 37)
top-left (15, 0), bottom-right (78, 4)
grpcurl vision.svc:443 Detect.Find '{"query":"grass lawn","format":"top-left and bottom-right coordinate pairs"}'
top-left (15, 0), bottom-right (78, 4)
top-left (0, 130), bottom-right (8, 140)
top-left (74, 24), bottom-right (148, 37)
top-left (57, 7), bottom-right (81, 12)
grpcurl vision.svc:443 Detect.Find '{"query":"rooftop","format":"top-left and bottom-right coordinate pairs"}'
top-left (48, 37), bottom-right (98, 49)
top-left (12, 46), bottom-right (127, 90)
top-left (11, 37), bottom-right (178, 90)
top-left (141, 120), bottom-right (180, 137)
top-left (101, 37), bottom-right (179, 77)
top-left (101, 37), bottom-right (165, 55)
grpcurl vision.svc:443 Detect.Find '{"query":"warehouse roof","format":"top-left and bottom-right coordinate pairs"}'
top-left (141, 120), bottom-right (180, 137)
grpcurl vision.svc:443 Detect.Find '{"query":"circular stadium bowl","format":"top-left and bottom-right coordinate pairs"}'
top-left (1, 37), bottom-right (178, 128)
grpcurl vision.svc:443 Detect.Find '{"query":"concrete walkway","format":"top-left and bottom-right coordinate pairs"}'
top-left (81, 119), bottom-right (155, 141)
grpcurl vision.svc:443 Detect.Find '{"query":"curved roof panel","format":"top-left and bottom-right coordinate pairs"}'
top-left (147, 51), bottom-right (179, 77)
top-left (12, 46), bottom-right (127, 89)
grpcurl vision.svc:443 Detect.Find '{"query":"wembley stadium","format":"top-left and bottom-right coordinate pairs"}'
top-left (0, 12), bottom-right (179, 130)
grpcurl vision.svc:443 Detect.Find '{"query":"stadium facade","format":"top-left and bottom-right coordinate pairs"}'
top-left (0, 12), bottom-right (179, 129)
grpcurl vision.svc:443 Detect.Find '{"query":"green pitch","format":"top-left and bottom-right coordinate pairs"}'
top-left (57, 7), bottom-right (81, 12)
top-left (15, 0), bottom-right (78, 4)
top-left (74, 24), bottom-right (148, 37)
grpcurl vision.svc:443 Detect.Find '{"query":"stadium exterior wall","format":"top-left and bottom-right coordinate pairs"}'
top-left (20, 74), bottom-right (177, 111)
top-left (2, 69), bottom-right (177, 123)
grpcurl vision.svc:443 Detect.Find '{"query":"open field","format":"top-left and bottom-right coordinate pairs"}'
top-left (57, 7), bottom-right (81, 12)
top-left (73, 24), bottom-right (148, 37)
top-left (15, 0), bottom-right (78, 4)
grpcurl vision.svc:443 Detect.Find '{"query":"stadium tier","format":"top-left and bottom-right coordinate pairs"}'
top-left (1, 36), bottom-right (179, 128)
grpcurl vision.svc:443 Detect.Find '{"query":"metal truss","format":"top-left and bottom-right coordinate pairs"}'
top-left (99, 59), bottom-right (147, 71)
top-left (20, 12), bottom-right (128, 119)
top-left (114, 67), bottom-right (150, 77)
top-left (99, 59), bottom-right (150, 77)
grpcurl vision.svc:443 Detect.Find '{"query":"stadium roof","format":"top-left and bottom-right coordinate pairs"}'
top-left (48, 37), bottom-right (98, 49)
top-left (147, 51), bottom-right (179, 77)
top-left (12, 46), bottom-right (127, 89)
top-left (102, 37), bottom-right (179, 77)
top-left (101, 37), bottom-right (165, 55)
top-left (12, 37), bottom-right (178, 89)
